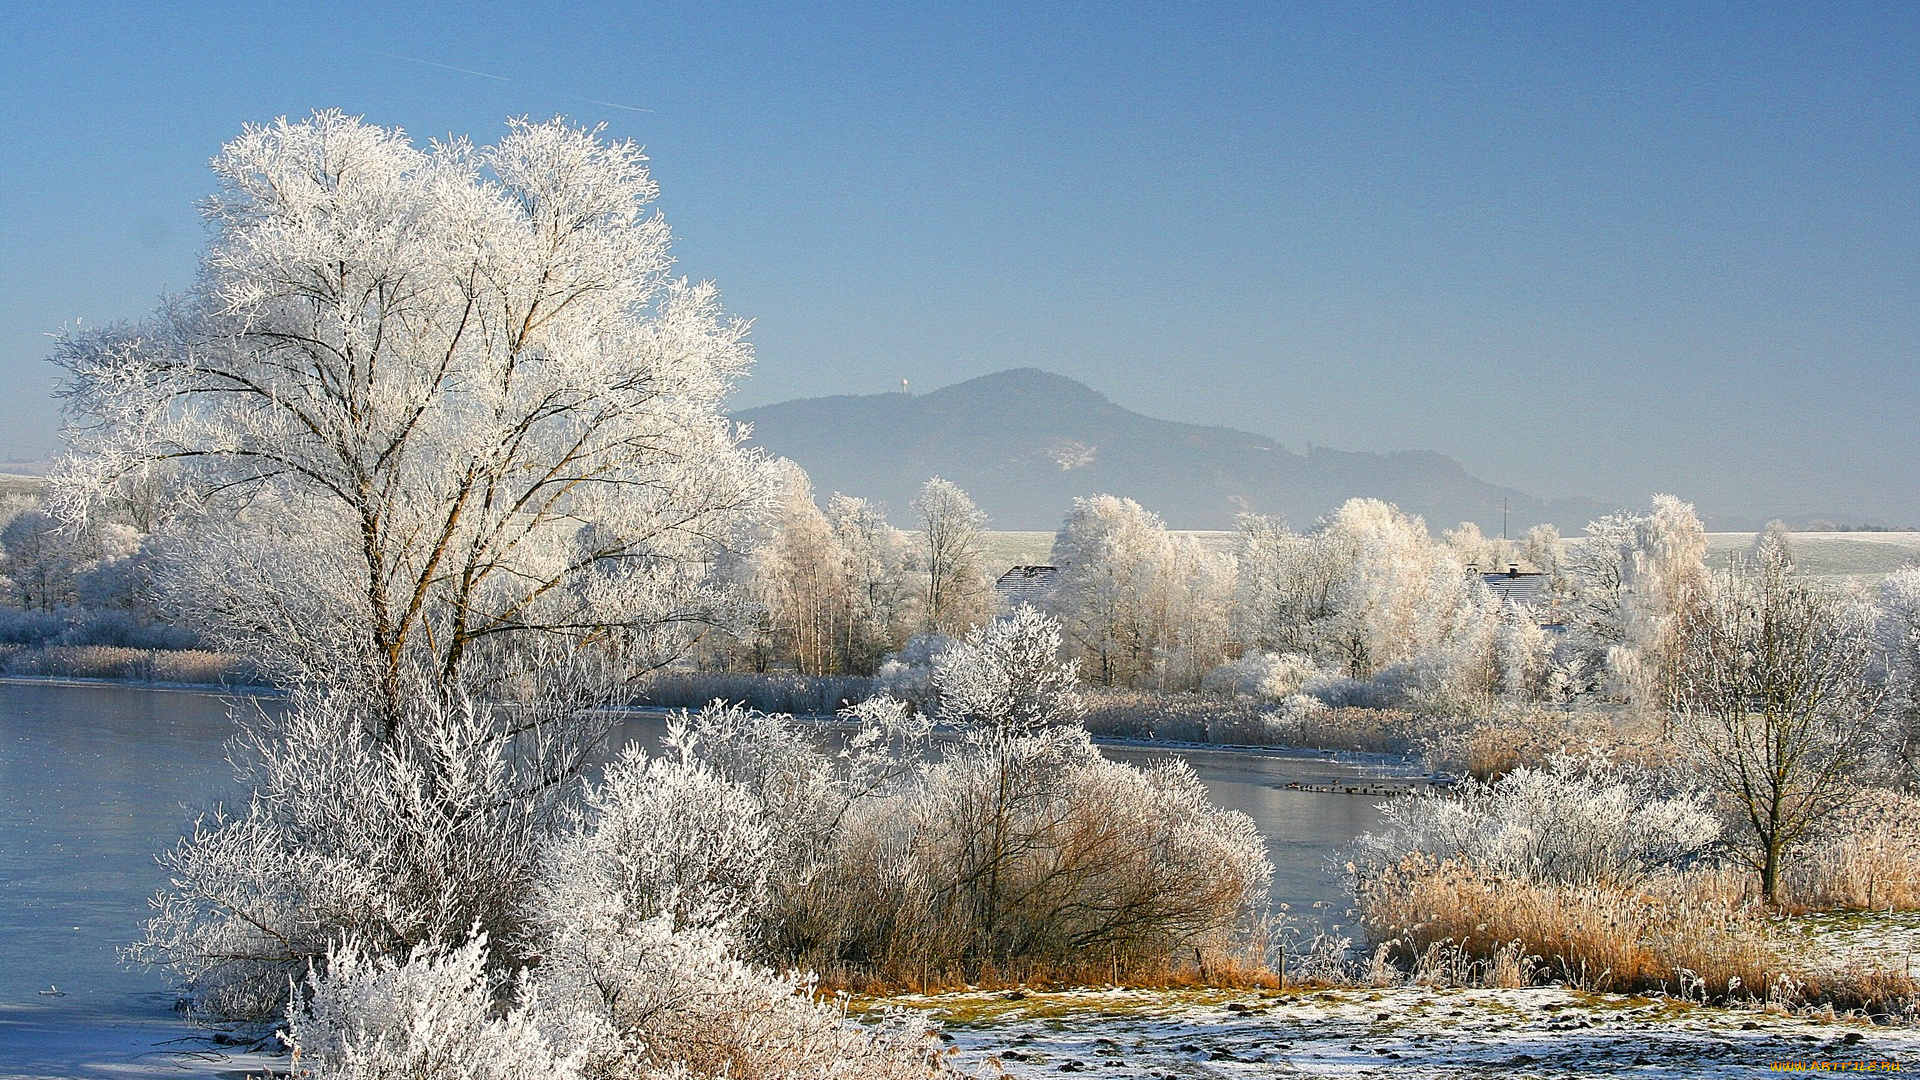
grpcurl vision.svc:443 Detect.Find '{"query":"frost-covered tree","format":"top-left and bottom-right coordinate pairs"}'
top-left (826, 493), bottom-right (916, 673)
top-left (1875, 565), bottom-right (1920, 783)
top-left (1044, 495), bottom-right (1233, 689)
top-left (1520, 523), bottom-right (1565, 580)
top-left (910, 477), bottom-right (994, 636)
top-left (1669, 539), bottom-right (1884, 902)
top-left (1232, 513), bottom-right (1303, 654)
top-left (933, 604), bottom-right (1082, 732)
top-left (1563, 495), bottom-right (1708, 704)
top-left (52, 111), bottom-right (768, 721)
top-left (741, 462), bottom-right (844, 674)
top-left (730, 466), bottom-right (915, 676)
top-left (84, 111), bottom-right (774, 1024)
top-left (1442, 521), bottom-right (1520, 573)
top-left (0, 507), bottom-right (142, 613)
top-left (1235, 499), bottom-right (1498, 704)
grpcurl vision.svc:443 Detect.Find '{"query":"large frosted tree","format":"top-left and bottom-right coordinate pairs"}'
top-left (56, 113), bottom-right (773, 1017)
top-left (1563, 494), bottom-right (1708, 703)
top-left (1235, 499), bottom-right (1490, 682)
top-left (53, 111), bottom-right (768, 721)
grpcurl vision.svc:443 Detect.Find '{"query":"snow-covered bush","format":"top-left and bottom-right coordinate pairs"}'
top-left (0, 606), bottom-right (67, 645)
top-left (286, 718), bottom-right (952, 1080)
top-left (546, 738), bottom-right (771, 935)
top-left (1201, 651), bottom-right (1320, 701)
top-left (786, 724), bottom-right (1272, 974)
top-left (871, 633), bottom-right (954, 710)
top-left (288, 926), bottom-right (948, 1080)
top-left (133, 688), bottom-right (593, 1019)
top-left (531, 913), bottom-right (945, 1080)
top-left (932, 604), bottom-right (1082, 731)
top-left (676, 700), bottom-right (851, 868)
top-left (1353, 754), bottom-right (1720, 888)
top-left (285, 936), bottom-right (578, 1080)
top-left (657, 671), bottom-right (1268, 979)
top-left (530, 781), bottom-right (947, 1080)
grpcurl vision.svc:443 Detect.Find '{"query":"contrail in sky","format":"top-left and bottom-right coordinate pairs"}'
top-left (368, 50), bottom-right (657, 115)
top-left (375, 50), bottom-right (511, 82)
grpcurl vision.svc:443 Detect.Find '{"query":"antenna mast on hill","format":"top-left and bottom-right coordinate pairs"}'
top-left (1503, 497), bottom-right (1509, 540)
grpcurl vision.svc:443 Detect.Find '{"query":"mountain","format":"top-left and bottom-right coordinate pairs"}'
top-left (734, 369), bottom-right (1610, 532)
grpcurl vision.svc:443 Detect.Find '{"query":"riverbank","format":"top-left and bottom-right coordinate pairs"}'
top-left (873, 985), bottom-right (1918, 1077)
top-left (0, 644), bottom-right (263, 687)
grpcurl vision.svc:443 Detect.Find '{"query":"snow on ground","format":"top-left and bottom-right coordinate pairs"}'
top-left (874, 986), bottom-right (1918, 1078)
top-left (1771, 910), bottom-right (1920, 974)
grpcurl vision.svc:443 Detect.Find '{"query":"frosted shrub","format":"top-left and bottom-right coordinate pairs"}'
top-left (288, 928), bottom-right (947, 1080)
top-left (871, 633), bottom-right (954, 710)
top-left (134, 689), bottom-right (590, 1019)
top-left (1201, 651), bottom-right (1319, 701)
top-left (529, 742), bottom-right (948, 1080)
top-left (794, 725), bottom-right (1272, 974)
top-left (931, 604), bottom-right (1083, 731)
top-left (533, 914), bottom-right (944, 1080)
top-left (285, 936), bottom-right (577, 1080)
top-left (1355, 753), bottom-right (1720, 888)
top-left (678, 698), bottom-right (928, 878)
top-left (545, 738), bottom-right (771, 935)
top-left (672, 617), bottom-right (1271, 981)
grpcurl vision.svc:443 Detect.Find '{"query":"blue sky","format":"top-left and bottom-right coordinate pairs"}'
top-left (2, 2), bottom-right (1914, 525)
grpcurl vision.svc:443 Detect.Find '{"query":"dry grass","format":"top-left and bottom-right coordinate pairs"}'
top-left (1787, 788), bottom-right (1920, 911)
top-left (1418, 705), bottom-right (1667, 780)
top-left (635, 670), bottom-right (875, 715)
top-left (1079, 689), bottom-right (1432, 756)
top-left (1356, 856), bottom-right (1918, 1012)
top-left (0, 644), bottom-right (262, 685)
top-left (813, 949), bottom-right (1279, 997)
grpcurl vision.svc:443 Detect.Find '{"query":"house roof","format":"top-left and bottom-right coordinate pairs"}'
top-left (1479, 570), bottom-right (1551, 608)
top-left (994, 564), bottom-right (1058, 604)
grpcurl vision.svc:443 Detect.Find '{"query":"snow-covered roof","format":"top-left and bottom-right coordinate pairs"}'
top-left (994, 565), bottom-right (1058, 605)
top-left (1481, 571), bottom-right (1550, 608)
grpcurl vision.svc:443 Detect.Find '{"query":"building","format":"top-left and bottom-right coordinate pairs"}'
top-left (1468, 562), bottom-right (1559, 627)
top-left (994, 564), bottom-right (1058, 607)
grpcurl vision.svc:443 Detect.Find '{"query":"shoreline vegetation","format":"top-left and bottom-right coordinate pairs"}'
top-left (0, 644), bottom-right (266, 687)
top-left (17, 650), bottom-right (1917, 1025)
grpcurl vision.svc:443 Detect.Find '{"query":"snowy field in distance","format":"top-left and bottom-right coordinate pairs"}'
top-left (975, 530), bottom-right (1920, 586)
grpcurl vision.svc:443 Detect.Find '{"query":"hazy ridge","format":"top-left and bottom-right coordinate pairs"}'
top-left (738, 368), bottom-right (1612, 532)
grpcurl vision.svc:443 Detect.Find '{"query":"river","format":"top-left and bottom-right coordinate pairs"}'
top-left (0, 681), bottom-right (1417, 1079)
